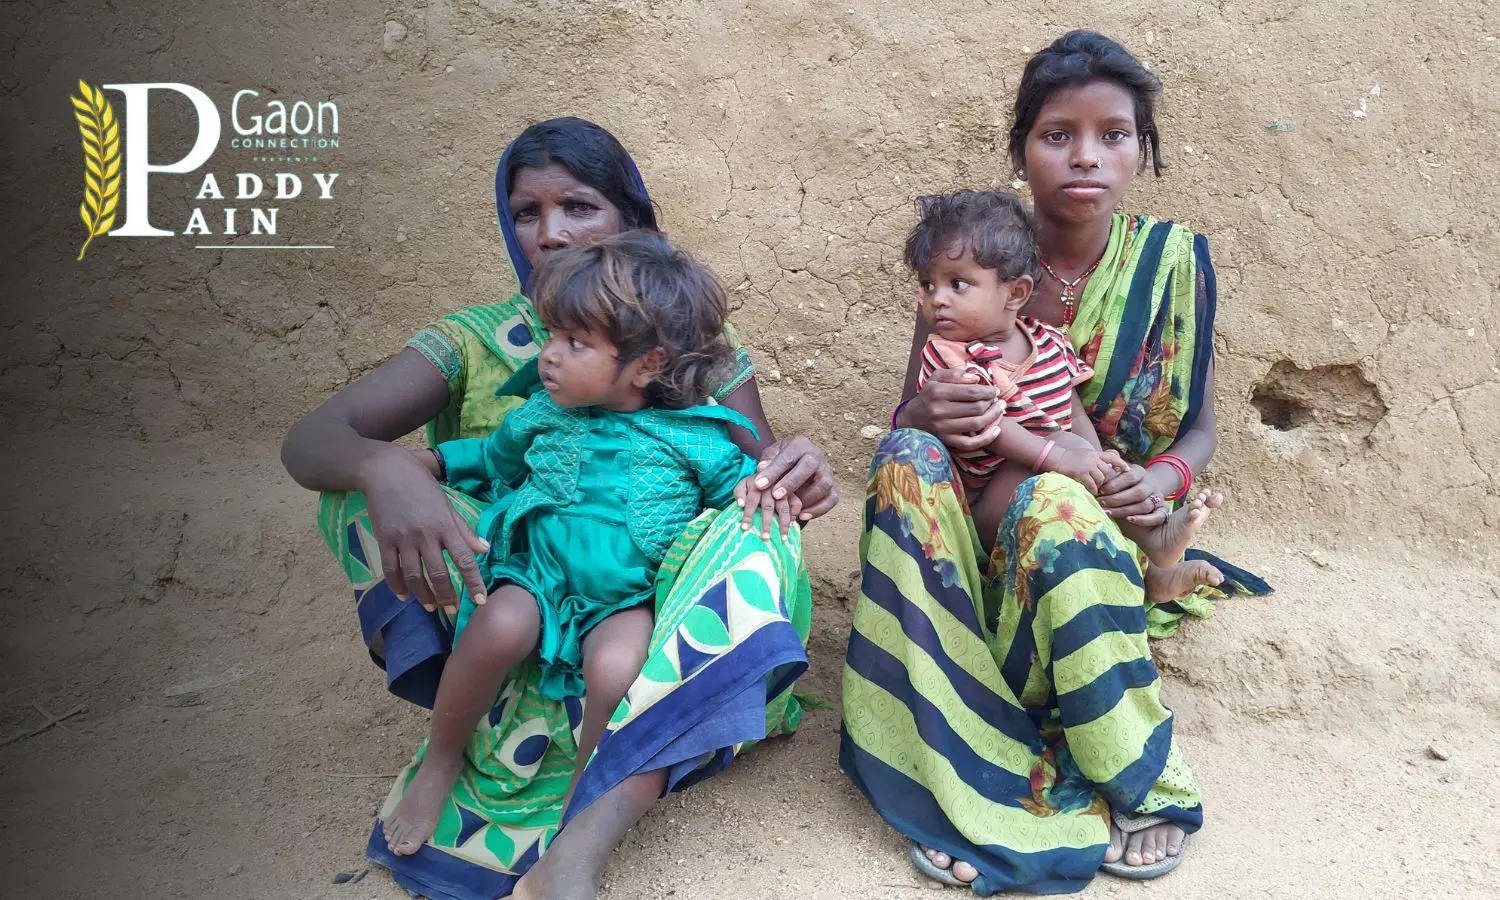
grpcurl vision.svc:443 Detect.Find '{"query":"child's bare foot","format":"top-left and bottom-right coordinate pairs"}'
top-left (384, 752), bottom-right (463, 856)
top-left (1145, 557), bottom-right (1223, 606)
top-left (1123, 489), bottom-right (1223, 568)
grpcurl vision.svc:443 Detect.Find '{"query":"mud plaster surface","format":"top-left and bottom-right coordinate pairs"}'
top-left (1, 1), bottom-right (1497, 898)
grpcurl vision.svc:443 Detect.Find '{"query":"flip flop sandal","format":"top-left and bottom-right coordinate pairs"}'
top-left (908, 840), bottom-right (969, 888)
top-left (1099, 810), bottom-right (1187, 880)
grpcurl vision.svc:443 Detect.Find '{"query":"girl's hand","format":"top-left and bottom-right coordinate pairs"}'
top-left (902, 368), bottom-right (1005, 453)
top-left (1097, 463), bottom-right (1174, 524)
top-left (747, 435), bottom-right (838, 524)
top-left (734, 474), bottom-right (803, 539)
top-left (360, 448), bottom-right (490, 615)
top-left (1049, 448), bottom-right (1130, 493)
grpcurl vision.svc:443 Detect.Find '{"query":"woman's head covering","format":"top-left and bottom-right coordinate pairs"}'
top-left (494, 117), bottom-right (656, 291)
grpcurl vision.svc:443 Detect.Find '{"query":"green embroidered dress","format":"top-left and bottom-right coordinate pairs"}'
top-left (440, 385), bottom-right (757, 700)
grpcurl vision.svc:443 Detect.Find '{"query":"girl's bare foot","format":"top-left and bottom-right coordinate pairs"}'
top-left (1144, 558), bottom-right (1223, 606)
top-left (1123, 489), bottom-right (1223, 568)
top-left (919, 845), bottom-right (978, 883)
top-left (384, 753), bottom-right (463, 856)
top-left (1104, 819), bottom-right (1185, 868)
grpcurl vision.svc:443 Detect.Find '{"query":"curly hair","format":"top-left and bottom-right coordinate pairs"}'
top-left (529, 231), bottom-right (734, 409)
top-left (904, 189), bottom-right (1041, 283)
top-left (1009, 30), bottom-right (1165, 177)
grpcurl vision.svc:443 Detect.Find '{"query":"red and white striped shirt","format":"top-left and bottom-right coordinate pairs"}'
top-left (917, 316), bottom-right (1094, 480)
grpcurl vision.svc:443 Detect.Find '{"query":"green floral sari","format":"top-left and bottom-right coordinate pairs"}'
top-left (318, 298), bottom-right (808, 900)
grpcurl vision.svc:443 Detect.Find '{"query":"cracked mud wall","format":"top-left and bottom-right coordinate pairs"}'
top-left (3, 0), bottom-right (1498, 553)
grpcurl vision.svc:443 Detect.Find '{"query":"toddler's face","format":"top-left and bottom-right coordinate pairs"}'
top-left (537, 326), bottom-right (642, 410)
top-left (917, 246), bottom-right (1018, 342)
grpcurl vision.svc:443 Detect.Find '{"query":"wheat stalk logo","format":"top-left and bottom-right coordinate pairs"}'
top-left (71, 80), bottom-right (120, 261)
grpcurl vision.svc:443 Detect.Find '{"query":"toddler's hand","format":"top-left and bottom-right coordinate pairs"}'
top-left (412, 448), bottom-right (442, 478)
top-left (1049, 448), bottom-right (1129, 493)
top-left (734, 474), bottom-right (803, 540)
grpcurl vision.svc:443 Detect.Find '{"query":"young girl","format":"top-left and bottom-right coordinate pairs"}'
top-left (906, 188), bottom-right (1220, 573)
top-left (383, 230), bottom-right (788, 854)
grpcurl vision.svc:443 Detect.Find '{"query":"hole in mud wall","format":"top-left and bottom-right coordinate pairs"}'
top-left (1251, 393), bottom-right (1312, 431)
top-left (1250, 362), bottom-right (1387, 438)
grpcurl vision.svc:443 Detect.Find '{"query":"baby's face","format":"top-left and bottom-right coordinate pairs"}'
top-left (917, 246), bottom-right (1017, 342)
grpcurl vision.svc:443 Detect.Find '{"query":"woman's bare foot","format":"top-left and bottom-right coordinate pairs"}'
top-left (1144, 557), bottom-right (1223, 606)
top-left (1103, 819), bottom-right (1185, 868)
top-left (1123, 489), bottom-right (1223, 569)
top-left (919, 845), bottom-right (978, 883)
top-left (384, 753), bottom-right (463, 856)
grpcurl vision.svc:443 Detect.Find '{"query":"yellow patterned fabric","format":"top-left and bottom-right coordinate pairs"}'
top-left (840, 431), bottom-right (1201, 894)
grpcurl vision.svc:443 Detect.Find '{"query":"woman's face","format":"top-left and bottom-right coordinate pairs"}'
top-left (508, 163), bottom-right (624, 268)
top-left (1020, 79), bottom-right (1141, 225)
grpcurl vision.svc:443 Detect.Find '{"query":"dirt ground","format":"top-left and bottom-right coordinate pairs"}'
top-left (2, 0), bottom-right (1498, 898)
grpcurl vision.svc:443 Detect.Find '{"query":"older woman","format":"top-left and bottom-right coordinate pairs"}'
top-left (283, 117), bottom-right (837, 900)
top-left (839, 32), bottom-right (1269, 894)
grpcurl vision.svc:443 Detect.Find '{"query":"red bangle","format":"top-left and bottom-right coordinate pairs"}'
top-left (1149, 453), bottom-right (1193, 502)
top-left (1033, 439), bottom-right (1057, 474)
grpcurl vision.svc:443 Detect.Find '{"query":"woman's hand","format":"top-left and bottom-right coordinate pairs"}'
top-left (359, 448), bottom-right (490, 615)
top-left (1097, 463), bottom-right (1174, 526)
top-left (743, 435), bottom-right (838, 528)
top-left (901, 368), bottom-right (1005, 453)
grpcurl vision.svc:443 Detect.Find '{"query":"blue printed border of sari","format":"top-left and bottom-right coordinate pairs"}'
top-left (366, 820), bottom-right (529, 900)
top-left (563, 617), bottom-right (808, 819)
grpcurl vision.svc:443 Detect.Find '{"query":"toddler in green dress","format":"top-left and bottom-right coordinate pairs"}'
top-left (385, 230), bottom-right (790, 855)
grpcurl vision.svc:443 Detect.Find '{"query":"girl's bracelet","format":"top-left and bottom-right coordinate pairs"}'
top-left (1032, 439), bottom-right (1057, 474)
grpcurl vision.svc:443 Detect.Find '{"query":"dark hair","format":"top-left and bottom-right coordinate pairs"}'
top-left (530, 231), bottom-right (733, 408)
top-left (904, 190), bottom-right (1041, 283)
top-left (1009, 31), bottom-right (1164, 177)
top-left (505, 117), bottom-right (658, 229)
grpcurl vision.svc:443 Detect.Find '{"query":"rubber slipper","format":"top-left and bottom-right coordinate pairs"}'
top-left (1099, 810), bottom-right (1187, 880)
top-left (908, 840), bottom-right (968, 888)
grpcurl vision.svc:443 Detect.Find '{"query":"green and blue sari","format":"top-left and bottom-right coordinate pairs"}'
top-left (315, 139), bottom-right (809, 900)
top-left (840, 214), bottom-right (1270, 894)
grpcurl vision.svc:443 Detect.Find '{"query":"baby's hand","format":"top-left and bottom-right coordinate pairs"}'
top-left (734, 474), bottom-right (803, 540)
top-left (1049, 448), bottom-right (1129, 493)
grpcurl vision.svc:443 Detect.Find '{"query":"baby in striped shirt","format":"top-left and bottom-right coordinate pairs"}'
top-left (906, 189), bottom-right (1204, 570)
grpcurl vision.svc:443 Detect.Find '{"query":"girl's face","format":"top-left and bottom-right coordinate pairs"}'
top-left (1020, 79), bottom-right (1141, 225)
top-left (509, 164), bottom-right (625, 270)
top-left (537, 325), bottom-right (659, 411)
